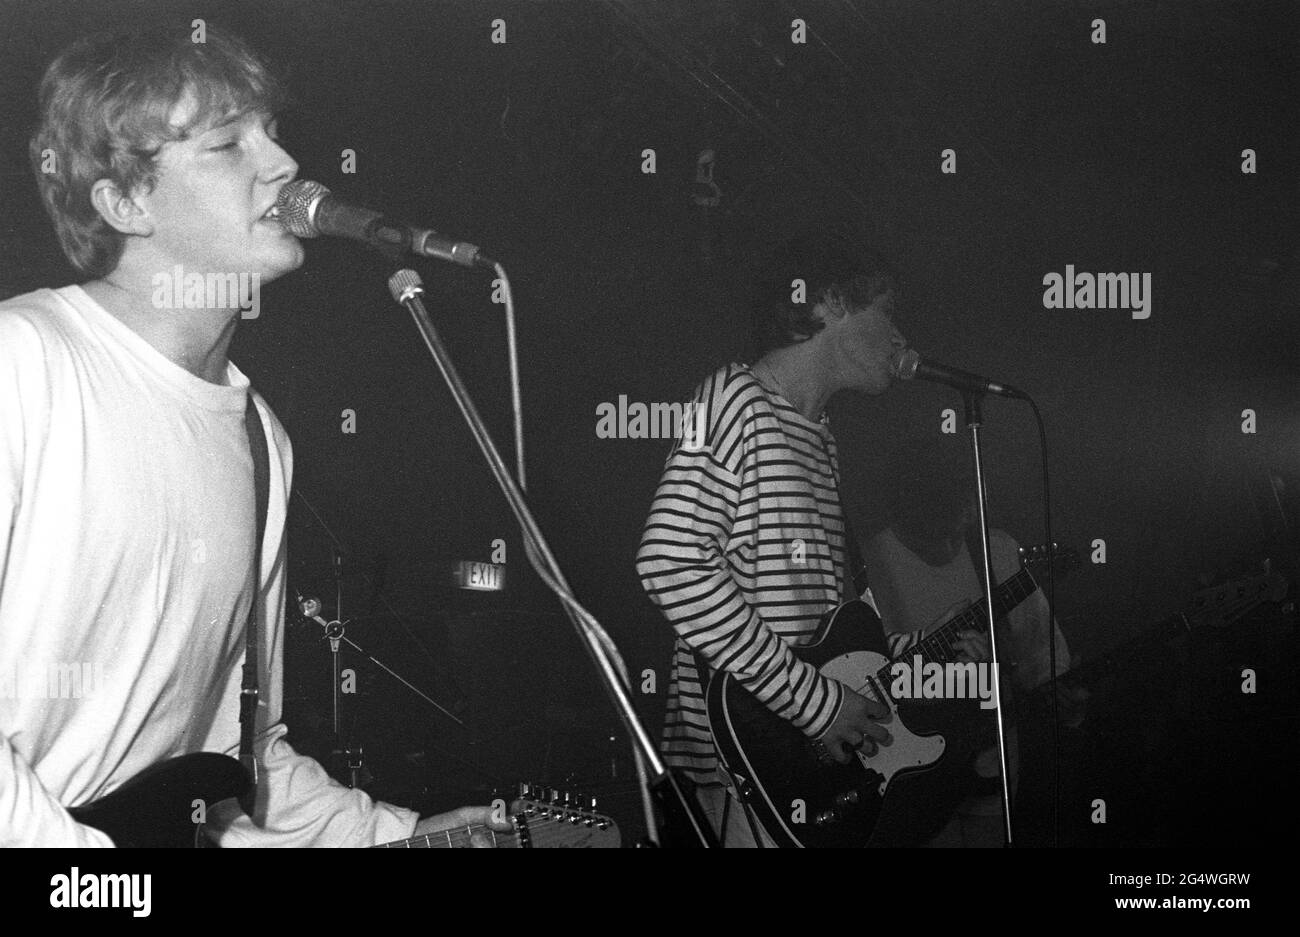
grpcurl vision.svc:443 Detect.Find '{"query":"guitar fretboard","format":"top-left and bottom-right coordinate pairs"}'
top-left (874, 567), bottom-right (1039, 685)
top-left (371, 811), bottom-right (613, 848)
top-left (373, 823), bottom-right (520, 849)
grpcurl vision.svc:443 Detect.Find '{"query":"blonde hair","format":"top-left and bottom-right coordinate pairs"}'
top-left (29, 26), bottom-right (287, 276)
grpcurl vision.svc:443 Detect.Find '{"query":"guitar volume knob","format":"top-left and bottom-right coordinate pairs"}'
top-left (814, 808), bottom-right (841, 826)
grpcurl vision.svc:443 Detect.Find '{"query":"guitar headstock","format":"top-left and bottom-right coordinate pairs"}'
top-left (1185, 560), bottom-right (1289, 630)
top-left (1019, 542), bottom-right (1081, 579)
top-left (511, 783), bottom-right (622, 848)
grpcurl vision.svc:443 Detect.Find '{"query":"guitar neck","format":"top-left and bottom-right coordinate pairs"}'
top-left (1024, 610), bottom-right (1192, 705)
top-left (905, 567), bottom-right (1040, 667)
top-left (372, 801), bottom-right (621, 848)
top-left (373, 824), bottom-right (522, 849)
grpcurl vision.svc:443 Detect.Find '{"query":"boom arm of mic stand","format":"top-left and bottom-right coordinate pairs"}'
top-left (389, 274), bottom-right (716, 847)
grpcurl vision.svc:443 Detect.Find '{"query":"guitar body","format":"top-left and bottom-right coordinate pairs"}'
top-left (69, 753), bottom-right (251, 848)
top-left (707, 601), bottom-right (984, 848)
top-left (70, 755), bottom-right (621, 848)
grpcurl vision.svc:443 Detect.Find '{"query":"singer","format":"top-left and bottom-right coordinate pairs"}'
top-left (0, 25), bottom-right (508, 847)
top-left (635, 236), bottom-right (992, 846)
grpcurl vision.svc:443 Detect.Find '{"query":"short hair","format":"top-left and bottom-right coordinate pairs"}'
top-left (29, 26), bottom-right (288, 278)
top-left (752, 235), bottom-right (899, 355)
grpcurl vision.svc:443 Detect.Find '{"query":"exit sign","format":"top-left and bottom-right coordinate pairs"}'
top-left (455, 561), bottom-right (505, 592)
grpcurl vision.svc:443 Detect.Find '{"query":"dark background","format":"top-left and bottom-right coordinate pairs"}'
top-left (2, 0), bottom-right (1296, 846)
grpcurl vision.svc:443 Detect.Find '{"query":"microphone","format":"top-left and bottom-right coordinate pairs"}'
top-left (890, 349), bottom-right (1026, 399)
top-left (275, 180), bottom-right (493, 268)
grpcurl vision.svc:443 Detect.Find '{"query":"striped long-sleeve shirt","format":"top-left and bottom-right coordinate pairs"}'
top-left (635, 363), bottom-right (850, 783)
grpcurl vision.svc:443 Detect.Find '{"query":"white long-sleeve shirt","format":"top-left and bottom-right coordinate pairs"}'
top-left (0, 285), bottom-right (418, 847)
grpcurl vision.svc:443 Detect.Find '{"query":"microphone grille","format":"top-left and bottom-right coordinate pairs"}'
top-left (891, 348), bottom-right (921, 381)
top-left (276, 179), bottom-right (330, 238)
top-left (388, 269), bottom-right (425, 304)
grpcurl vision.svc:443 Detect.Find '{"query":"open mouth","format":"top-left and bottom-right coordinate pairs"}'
top-left (259, 204), bottom-right (282, 223)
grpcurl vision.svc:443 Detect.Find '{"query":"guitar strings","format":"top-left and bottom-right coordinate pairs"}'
top-left (873, 571), bottom-right (1038, 687)
top-left (385, 812), bottom-right (612, 848)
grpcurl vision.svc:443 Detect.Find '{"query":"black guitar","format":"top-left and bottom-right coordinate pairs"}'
top-left (69, 753), bottom-right (252, 848)
top-left (70, 755), bottom-right (620, 847)
top-left (705, 546), bottom-right (1076, 848)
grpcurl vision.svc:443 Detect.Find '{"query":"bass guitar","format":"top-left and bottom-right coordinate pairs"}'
top-left (1021, 560), bottom-right (1289, 716)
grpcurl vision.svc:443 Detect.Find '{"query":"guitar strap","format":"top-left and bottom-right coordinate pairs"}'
top-left (840, 502), bottom-right (870, 603)
top-left (816, 429), bottom-right (870, 603)
top-left (239, 392), bottom-right (270, 812)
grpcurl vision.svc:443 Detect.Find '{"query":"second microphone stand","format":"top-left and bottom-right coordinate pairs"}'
top-left (387, 268), bottom-right (715, 847)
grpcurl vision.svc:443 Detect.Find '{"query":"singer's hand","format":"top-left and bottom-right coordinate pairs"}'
top-left (814, 687), bottom-right (891, 764)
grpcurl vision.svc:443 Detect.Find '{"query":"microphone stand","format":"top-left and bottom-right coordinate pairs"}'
top-left (331, 548), bottom-right (348, 780)
top-left (962, 389), bottom-right (1016, 846)
top-left (291, 492), bottom-right (479, 785)
top-left (386, 268), bottom-right (715, 847)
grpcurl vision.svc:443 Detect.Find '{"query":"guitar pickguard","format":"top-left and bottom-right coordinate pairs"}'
top-left (706, 595), bottom-right (1030, 846)
top-left (819, 651), bottom-right (946, 795)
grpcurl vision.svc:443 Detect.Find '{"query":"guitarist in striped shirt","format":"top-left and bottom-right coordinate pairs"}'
top-left (636, 237), bottom-right (989, 846)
